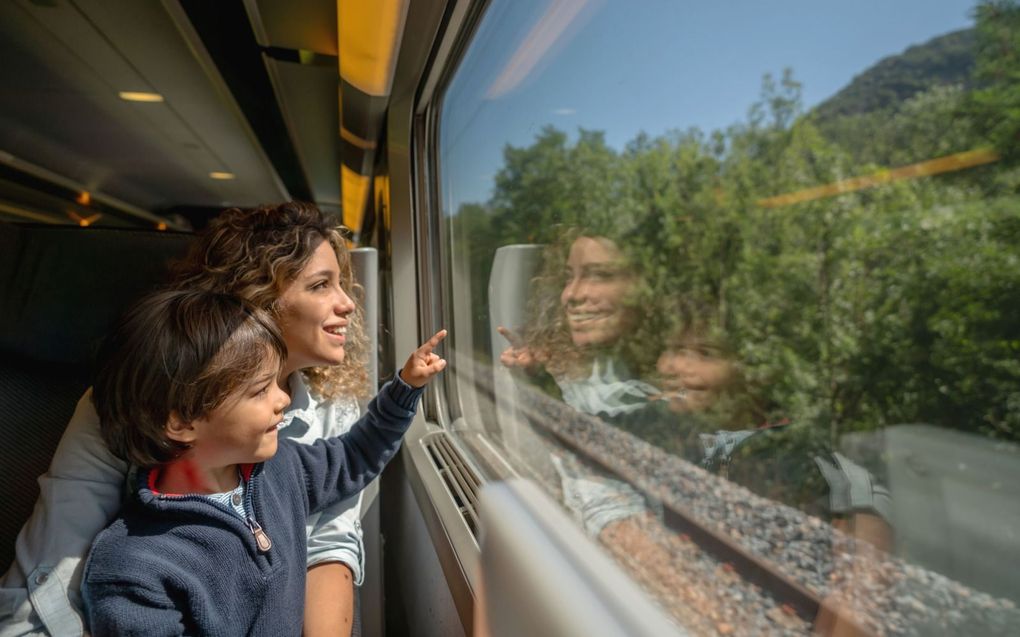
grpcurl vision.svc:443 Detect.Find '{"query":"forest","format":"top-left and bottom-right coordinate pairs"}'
top-left (448, 1), bottom-right (1020, 444)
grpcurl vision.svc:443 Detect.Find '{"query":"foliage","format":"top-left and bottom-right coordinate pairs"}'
top-left (448, 1), bottom-right (1020, 443)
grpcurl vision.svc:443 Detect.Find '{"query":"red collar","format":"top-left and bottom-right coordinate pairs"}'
top-left (147, 463), bottom-right (255, 496)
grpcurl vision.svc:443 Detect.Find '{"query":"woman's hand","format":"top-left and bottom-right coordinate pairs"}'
top-left (400, 330), bottom-right (448, 388)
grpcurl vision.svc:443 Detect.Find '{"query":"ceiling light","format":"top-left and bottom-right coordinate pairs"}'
top-left (118, 91), bottom-right (164, 103)
top-left (209, 171), bottom-right (235, 180)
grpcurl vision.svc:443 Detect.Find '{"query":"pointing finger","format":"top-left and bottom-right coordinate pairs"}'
top-left (497, 326), bottom-right (522, 348)
top-left (418, 329), bottom-right (448, 355)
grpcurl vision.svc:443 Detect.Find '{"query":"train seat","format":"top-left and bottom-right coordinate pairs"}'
top-left (0, 223), bottom-right (191, 573)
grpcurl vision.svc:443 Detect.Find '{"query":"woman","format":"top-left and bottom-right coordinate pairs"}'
top-left (501, 229), bottom-right (664, 422)
top-left (498, 228), bottom-right (671, 538)
top-left (0, 202), bottom-right (370, 637)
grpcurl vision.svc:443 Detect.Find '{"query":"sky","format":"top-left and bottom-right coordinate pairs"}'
top-left (439, 0), bottom-right (979, 211)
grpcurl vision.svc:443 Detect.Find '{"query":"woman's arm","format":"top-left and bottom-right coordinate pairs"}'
top-left (288, 386), bottom-right (365, 637)
top-left (0, 389), bottom-right (128, 637)
top-left (283, 386), bottom-right (366, 586)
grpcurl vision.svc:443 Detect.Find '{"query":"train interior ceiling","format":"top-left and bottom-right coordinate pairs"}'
top-left (0, 0), bottom-right (350, 231)
top-left (4, 1), bottom-right (1020, 636)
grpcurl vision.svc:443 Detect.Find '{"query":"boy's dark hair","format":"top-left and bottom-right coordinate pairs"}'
top-left (92, 289), bottom-right (287, 467)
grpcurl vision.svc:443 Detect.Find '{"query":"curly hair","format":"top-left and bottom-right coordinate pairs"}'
top-left (171, 202), bottom-right (369, 399)
top-left (521, 226), bottom-right (660, 381)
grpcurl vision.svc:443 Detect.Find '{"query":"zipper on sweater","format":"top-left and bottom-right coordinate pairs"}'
top-left (242, 466), bottom-right (271, 553)
top-left (246, 517), bottom-right (273, 552)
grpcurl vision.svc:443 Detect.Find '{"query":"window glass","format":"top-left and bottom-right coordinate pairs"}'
top-left (437, 1), bottom-right (1020, 634)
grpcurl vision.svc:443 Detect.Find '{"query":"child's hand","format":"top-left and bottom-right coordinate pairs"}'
top-left (497, 326), bottom-right (544, 372)
top-left (400, 330), bottom-right (448, 388)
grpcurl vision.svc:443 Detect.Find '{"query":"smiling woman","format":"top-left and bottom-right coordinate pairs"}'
top-left (496, 225), bottom-right (664, 428)
top-left (277, 241), bottom-right (359, 375)
top-left (560, 236), bottom-right (637, 349)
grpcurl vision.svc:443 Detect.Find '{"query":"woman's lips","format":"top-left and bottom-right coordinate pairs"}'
top-left (566, 311), bottom-right (613, 326)
top-left (323, 325), bottom-right (347, 342)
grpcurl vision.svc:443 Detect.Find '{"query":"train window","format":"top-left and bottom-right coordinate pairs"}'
top-left (434, 0), bottom-right (1020, 634)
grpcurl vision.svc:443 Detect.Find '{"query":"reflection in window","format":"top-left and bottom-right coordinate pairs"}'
top-left (437, 1), bottom-right (1020, 634)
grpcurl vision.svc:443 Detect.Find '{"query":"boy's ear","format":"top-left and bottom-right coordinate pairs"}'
top-left (165, 411), bottom-right (199, 444)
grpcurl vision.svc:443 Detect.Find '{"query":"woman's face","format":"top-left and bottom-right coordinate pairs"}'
top-left (560, 236), bottom-right (635, 348)
top-left (276, 240), bottom-right (355, 376)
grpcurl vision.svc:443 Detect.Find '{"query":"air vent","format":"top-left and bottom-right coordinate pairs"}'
top-left (421, 432), bottom-right (482, 537)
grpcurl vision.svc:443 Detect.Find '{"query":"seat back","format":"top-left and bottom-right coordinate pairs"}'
top-left (0, 223), bottom-right (192, 572)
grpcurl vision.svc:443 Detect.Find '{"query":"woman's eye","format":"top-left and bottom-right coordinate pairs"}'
top-left (310, 280), bottom-right (328, 291)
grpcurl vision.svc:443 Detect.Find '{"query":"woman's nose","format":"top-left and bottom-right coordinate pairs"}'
top-left (562, 278), bottom-right (585, 304)
top-left (334, 286), bottom-right (355, 315)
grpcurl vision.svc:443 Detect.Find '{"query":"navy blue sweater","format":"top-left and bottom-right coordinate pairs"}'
top-left (82, 377), bottom-right (423, 637)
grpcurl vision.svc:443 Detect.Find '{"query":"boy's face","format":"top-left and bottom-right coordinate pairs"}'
top-left (656, 344), bottom-right (735, 413)
top-left (189, 353), bottom-right (291, 467)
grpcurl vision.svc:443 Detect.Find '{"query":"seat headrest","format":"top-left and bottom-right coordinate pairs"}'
top-left (0, 223), bottom-right (193, 366)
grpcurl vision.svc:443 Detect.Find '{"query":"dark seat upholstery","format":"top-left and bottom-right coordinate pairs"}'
top-left (0, 223), bottom-right (192, 573)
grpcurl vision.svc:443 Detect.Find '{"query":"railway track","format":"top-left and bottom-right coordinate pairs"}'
top-left (475, 367), bottom-right (875, 635)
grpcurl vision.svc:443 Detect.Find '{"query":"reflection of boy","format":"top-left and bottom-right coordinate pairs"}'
top-left (646, 338), bottom-right (893, 525)
top-left (82, 290), bottom-right (445, 635)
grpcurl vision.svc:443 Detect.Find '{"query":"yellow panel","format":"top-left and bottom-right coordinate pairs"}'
top-left (342, 165), bottom-right (369, 234)
top-left (337, 0), bottom-right (407, 96)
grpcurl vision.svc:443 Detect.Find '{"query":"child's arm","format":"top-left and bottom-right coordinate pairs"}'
top-left (83, 578), bottom-right (185, 637)
top-left (288, 331), bottom-right (447, 515)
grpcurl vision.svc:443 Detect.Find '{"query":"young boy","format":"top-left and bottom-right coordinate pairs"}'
top-left (81, 289), bottom-right (446, 636)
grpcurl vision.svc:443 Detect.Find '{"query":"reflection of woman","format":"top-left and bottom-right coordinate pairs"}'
top-left (560, 235), bottom-right (635, 348)
top-left (500, 228), bottom-right (669, 537)
top-left (0, 203), bottom-right (369, 637)
top-left (502, 230), bottom-right (662, 421)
